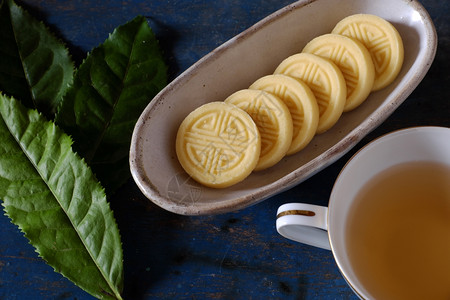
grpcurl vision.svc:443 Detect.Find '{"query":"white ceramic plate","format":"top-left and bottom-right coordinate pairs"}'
top-left (130, 0), bottom-right (437, 215)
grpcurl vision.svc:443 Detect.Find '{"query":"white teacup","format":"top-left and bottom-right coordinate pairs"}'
top-left (276, 126), bottom-right (450, 299)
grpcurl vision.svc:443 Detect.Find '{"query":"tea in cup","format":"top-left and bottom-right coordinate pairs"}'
top-left (276, 126), bottom-right (450, 299)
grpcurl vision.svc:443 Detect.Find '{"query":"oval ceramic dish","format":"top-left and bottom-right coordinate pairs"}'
top-left (130, 0), bottom-right (437, 215)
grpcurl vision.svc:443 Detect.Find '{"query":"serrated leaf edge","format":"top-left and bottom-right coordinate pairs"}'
top-left (0, 92), bottom-right (123, 299)
top-left (3, 0), bottom-right (74, 118)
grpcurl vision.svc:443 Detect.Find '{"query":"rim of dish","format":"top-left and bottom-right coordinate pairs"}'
top-left (130, 0), bottom-right (438, 215)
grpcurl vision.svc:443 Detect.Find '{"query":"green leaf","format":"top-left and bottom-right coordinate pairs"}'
top-left (0, 93), bottom-right (123, 300)
top-left (0, 0), bottom-right (74, 118)
top-left (56, 15), bottom-right (167, 193)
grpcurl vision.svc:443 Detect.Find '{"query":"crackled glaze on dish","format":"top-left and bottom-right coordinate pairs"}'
top-left (130, 0), bottom-right (437, 215)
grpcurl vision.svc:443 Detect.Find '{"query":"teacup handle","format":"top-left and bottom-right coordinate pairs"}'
top-left (276, 203), bottom-right (330, 250)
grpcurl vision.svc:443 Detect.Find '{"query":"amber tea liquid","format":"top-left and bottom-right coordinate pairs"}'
top-left (346, 161), bottom-right (450, 300)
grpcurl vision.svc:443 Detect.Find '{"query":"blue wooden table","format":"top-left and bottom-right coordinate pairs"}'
top-left (1, 0), bottom-right (449, 299)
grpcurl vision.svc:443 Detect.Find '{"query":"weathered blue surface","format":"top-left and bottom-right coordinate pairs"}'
top-left (1, 0), bottom-right (449, 299)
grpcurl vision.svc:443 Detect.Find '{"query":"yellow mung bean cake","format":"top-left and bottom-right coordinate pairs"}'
top-left (249, 74), bottom-right (319, 155)
top-left (175, 14), bottom-right (404, 189)
top-left (332, 14), bottom-right (404, 91)
top-left (302, 33), bottom-right (375, 111)
top-left (176, 101), bottom-right (261, 188)
top-left (274, 53), bottom-right (346, 134)
top-left (225, 89), bottom-right (293, 171)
